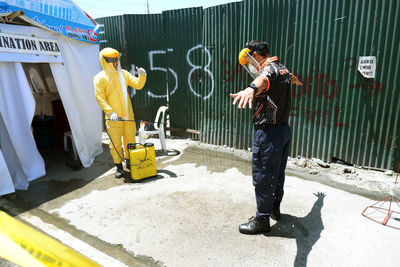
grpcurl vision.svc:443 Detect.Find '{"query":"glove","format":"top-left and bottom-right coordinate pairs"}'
top-left (109, 112), bottom-right (118, 121)
top-left (136, 66), bottom-right (146, 75)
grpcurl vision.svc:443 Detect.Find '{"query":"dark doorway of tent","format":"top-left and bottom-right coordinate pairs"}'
top-left (22, 63), bottom-right (82, 170)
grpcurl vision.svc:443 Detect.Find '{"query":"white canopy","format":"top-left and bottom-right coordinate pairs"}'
top-left (0, 23), bottom-right (102, 194)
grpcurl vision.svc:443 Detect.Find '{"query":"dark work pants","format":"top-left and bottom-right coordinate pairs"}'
top-left (252, 123), bottom-right (291, 221)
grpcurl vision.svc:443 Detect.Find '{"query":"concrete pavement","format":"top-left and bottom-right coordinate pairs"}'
top-left (1, 137), bottom-right (399, 266)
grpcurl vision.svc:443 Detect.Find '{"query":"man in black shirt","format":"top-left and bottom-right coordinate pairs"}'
top-left (230, 40), bottom-right (292, 234)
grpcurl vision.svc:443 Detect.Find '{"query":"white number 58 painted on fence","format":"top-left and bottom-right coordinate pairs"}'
top-left (131, 44), bottom-right (214, 99)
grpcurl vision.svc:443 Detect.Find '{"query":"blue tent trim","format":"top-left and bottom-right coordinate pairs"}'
top-left (0, 0), bottom-right (99, 44)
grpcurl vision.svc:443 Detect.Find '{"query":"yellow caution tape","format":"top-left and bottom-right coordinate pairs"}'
top-left (0, 211), bottom-right (102, 267)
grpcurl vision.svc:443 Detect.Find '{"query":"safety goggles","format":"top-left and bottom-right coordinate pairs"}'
top-left (104, 57), bottom-right (119, 63)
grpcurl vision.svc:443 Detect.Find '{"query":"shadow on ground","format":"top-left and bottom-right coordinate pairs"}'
top-left (265, 192), bottom-right (326, 267)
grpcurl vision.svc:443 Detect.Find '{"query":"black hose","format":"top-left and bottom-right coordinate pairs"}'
top-left (165, 149), bottom-right (180, 156)
top-left (104, 119), bottom-right (147, 166)
top-left (104, 118), bottom-right (179, 158)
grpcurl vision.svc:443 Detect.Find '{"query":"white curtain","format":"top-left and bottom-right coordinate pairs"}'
top-left (50, 35), bottom-right (103, 167)
top-left (0, 62), bottom-right (46, 189)
top-left (0, 148), bottom-right (14, 195)
top-left (0, 113), bottom-right (29, 191)
top-left (0, 24), bottom-right (102, 195)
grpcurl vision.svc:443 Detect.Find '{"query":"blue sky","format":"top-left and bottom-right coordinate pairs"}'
top-left (72, 0), bottom-right (242, 19)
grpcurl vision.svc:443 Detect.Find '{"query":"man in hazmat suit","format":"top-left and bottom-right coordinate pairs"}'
top-left (93, 47), bottom-right (147, 178)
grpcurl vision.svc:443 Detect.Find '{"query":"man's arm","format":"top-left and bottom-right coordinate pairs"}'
top-left (93, 76), bottom-right (113, 116)
top-left (230, 75), bottom-right (269, 109)
top-left (123, 69), bottom-right (147, 90)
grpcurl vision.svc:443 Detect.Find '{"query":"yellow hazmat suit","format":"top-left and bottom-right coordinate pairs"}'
top-left (93, 47), bottom-right (146, 164)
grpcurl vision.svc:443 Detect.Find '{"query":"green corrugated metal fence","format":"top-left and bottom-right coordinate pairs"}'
top-left (96, 0), bottom-right (400, 171)
top-left (163, 8), bottom-right (203, 134)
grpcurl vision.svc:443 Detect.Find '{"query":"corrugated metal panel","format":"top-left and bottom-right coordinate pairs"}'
top-left (289, 0), bottom-right (340, 163)
top-left (289, 0), bottom-right (400, 169)
top-left (96, 0), bottom-right (400, 170)
top-left (163, 8), bottom-right (203, 136)
top-left (201, 2), bottom-right (245, 148)
top-left (96, 16), bottom-right (124, 51)
top-left (123, 14), bottom-right (167, 124)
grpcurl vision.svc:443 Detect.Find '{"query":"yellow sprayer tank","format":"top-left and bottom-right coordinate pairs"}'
top-left (127, 143), bottom-right (157, 180)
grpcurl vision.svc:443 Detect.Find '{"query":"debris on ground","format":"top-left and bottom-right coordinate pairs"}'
top-left (287, 157), bottom-right (396, 199)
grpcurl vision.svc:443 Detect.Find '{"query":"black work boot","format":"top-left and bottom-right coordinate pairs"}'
top-left (125, 159), bottom-right (131, 171)
top-left (271, 207), bottom-right (281, 221)
top-left (239, 216), bottom-right (270, 235)
top-left (115, 163), bottom-right (124, 178)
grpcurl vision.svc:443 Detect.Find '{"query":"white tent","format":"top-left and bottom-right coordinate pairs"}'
top-left (0, 18), bottom-right (102, 195)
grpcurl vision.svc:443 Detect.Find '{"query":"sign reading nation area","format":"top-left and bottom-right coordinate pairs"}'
top-left (358, 56), bottom-right (376, 78)
top-left (0, 32), bottom-right (61, 56)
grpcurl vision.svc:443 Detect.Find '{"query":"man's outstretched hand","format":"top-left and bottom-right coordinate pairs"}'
top-left (230, 87), bottom-right (254, 109)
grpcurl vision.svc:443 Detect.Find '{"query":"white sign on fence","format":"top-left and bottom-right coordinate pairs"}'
top-left (358, 56), bottom-right (376, 78)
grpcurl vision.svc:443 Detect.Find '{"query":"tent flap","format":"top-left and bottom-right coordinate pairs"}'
top-left (0, 23), bottom-right (102, 195)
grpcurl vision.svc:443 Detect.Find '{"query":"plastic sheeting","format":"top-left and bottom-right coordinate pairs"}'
top-left (50, 35), bottom-right (103, 167)
top-left (0, 149), bottom-right (14, 196)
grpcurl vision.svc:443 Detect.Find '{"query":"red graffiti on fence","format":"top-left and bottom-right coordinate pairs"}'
top-left (290, 106), bottom-right (347, 128)
top-left (349, 80), bottom-right (383, 99)
top-left (221, 57), bottom-right (384, 128)
top-left (291, 72), bottom-right (338, 99)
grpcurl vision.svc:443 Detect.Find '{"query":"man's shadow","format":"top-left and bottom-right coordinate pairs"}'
top-left (264, 192), bottom-right (326, 267)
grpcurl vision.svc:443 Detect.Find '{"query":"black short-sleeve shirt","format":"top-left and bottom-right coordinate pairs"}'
top-left (252, 57), bottom-right (291, 125)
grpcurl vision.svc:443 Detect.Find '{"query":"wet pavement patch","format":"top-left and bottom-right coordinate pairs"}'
top-left (158, 146), bottom-right (252, 176)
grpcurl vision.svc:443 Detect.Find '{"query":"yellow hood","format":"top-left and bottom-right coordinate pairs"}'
top-left (99, 47), bottom-right (120, 73)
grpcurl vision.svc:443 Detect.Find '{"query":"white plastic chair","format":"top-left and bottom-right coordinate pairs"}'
top-left (139, 106), bottom-right (168, 153)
